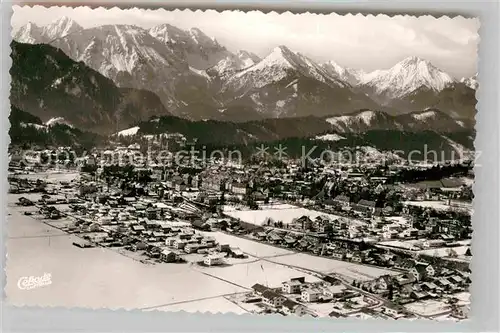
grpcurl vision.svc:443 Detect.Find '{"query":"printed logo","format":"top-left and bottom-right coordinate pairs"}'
top-left (17, 273), bottom-right (52, 290)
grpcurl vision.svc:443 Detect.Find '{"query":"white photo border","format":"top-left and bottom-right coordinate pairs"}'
top-left (1, 1), bottom-right (498, 332)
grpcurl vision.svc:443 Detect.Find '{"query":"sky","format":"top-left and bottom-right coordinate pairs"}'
top-left (11, 5), bottom-right (479, 78)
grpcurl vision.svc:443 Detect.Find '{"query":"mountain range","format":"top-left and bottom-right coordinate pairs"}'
top-left (14, 17), bottom-right (477, 124)
top-left (111, 111), bottom-right (474, 161)
top-left (10, 41), bottom-right (169, 133)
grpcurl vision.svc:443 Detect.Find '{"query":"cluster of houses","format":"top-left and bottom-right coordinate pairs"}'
top-left (247, 276), bottom-right (385, 318)
top-left (245, 263), bottom-right (469, 319)
top-left (65, 211), bottom-right (248, 266)
top-left (249, 215), bottom-right (470, 270)
top-left (66, 201), bottom-right (249, 266)
top-left (359, 260), bottom-right (471, 302)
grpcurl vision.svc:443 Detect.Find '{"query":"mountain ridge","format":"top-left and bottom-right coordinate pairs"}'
top-left (10, 40), bottom-right (171, 134)
top-left (13, 18), bottom-right (477, 122)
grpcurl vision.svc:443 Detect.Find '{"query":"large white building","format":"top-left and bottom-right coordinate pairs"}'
top-left (204, 253), bottom-right (225, 266)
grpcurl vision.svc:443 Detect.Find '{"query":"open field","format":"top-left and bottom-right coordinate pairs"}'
top-left (269, 253), bottom-right (399, 282)
top-left (7, 207), bottom-right (247, 310)
top-left (10, 171), bottom-right (80, 182)
top-left (145, 295), bottom-right (248, 314)
top-left (417, 246), bottom-right (470, 258)
top-left (202, 231), bottom-right (293, 258)
top-left (403, 200), bottom-right (472, 214)
top-left (196, 260), bottom-right (322, 289)
top-left (7, 198), bottom-right (337, 312)
top-left (222, 205), bottom-right (341, 226)
top-left (203, 232), bottom-right (398, 282)
top-left (404, 299), bottom-right (451, 317)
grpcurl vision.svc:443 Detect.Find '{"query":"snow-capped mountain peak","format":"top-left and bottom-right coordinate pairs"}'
top-left (325, 109), bottom-right (392, 132)
top-left (232, 45), bottom-right (346, 88)
top-left (361, 56), bottom-right (455, 99)
top-left (460, 74), bottom-right (478, 90)
top-left (44, 16), bottom-right (82, 40)
top-left (411, 109), bottom-right (439, 121)
top-left (259, 45), bottom-right (295, 69)
top-left (14, 16), bottom-right (82, 43)
top-left (323, 60), bottom-right (345, 76)
top-left (148, 23), bottom-right (185, 43)
top-left (13, 22), bottom-right (43, 43)
top-left (208, 50), bottom-right (261, 80)
top-left (45, 117), bottom-right (73, 128)
top-left (188, 27), bottom-right (220, 47)
top-left (148, 23), bottom-right (229, 70)
top-left (236, 50), bottom-right (261, 68)
top-left (321, 60), bottom-right (366, 86)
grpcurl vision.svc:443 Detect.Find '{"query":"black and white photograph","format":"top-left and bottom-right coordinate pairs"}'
top-left (6, 6), bottom-right (477, 320)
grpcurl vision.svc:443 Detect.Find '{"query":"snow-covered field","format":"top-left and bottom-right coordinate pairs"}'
top-left (116, 126), bottom-right (140, 136)
top-left (6, 206), bottom-right (247, 310)
top-left (378, 238), bottom-right (470, 259)
top-left (199, 260), bottom-right (322, 289)
top-left (404, 299), bottom-right (450, 317)
top-left (12, 171), bottom-right (80, 182)
top-left (384, 216), bottom-right (411, 225)
top-left (269, 253), bottom-right (398, 282)
top-left (403, 200), bottom-right (472, 214)
top-left (204, 232), bottom-right (397, 282)
top-left (417, 246), bottom-right (470, 258)
top-left (377, 240), bottom-right (423, 250)
top-left (222, 205), bottom-right (340, 226)
top-left (202, 231), bottom-right (292, 257)
top-left (403, 200), bottom-right (452, 211)
top-left (147, 295), bottom-right (248, 315)
top-left (8, 203), bottom-right (333, 313)
top-left (315, 133), bottom-right (346, 142)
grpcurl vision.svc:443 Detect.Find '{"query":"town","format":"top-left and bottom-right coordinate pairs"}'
top-left (8, 142), bottom-right (472, 320)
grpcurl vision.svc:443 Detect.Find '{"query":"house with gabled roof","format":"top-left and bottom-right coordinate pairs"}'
top-left (251, 283), bottom-right (269, 295)
top-left (281, 277), bottom-right (305, 294)
top-left (410, 262), bottom-right (435, 281)
top-left (353, 199), bottom-right (377, 215)
top-left (332, 195), bottom-right (351, 207)
top-left (262, 290), bottom-right (286, 308)
top-left (290, 215), bottom-right (313, 231)
top-left (281, 300), bottom-right (307, 316)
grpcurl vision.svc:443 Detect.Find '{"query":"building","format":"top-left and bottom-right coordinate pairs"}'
top-left (290, 215), bottom-right (314, 231)
top-left (184, 243), bottom-right (202, 254)
top-left (409, 263), bottom-right (435, 281)
top-left (354, 199), bottom-right (377, 214)
top-left (301, 288), bottom-right (322, 303)
top-left (423, 240), bottom-right (446, 248)
top-left (174, 240), bottom-right (187, 249)
top-left (322, 284), bottom-right (346, 299)
top-left (381, 306), bottom-right (406, 319)
top-left (402, 228), bottom-right (418, 238)
top-left (251, 283), bottom-right (269, 295)
top-left (332, 195), bottom-right (351, 208)
top-left (230, 182), bottom-right (247, 195)
top-left (160, 250), bottom-right (179, 263)
top-left (204, 253), bottom-right (225, 266)
top-left (191, 219), bottom-right (210, 231)
top-left (281, 300), bottom-right (306, 316)
top-left (383, 230), bottom-right (399, 239)
top-left (262, 290), bottom-right (286, 307)
top-left (281, 277), bottom-right (305, 294)
top-left (202, 178), bottom-right (221, 192)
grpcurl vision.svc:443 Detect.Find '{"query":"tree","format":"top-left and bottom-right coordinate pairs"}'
top-left (447, 248), bottom-right (458, 258)
top-left (388, 283), bottom-right (394, 300)
top-left (247, 195), bottom-right (258, 210)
